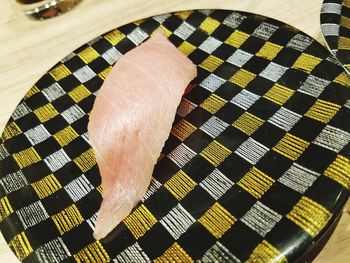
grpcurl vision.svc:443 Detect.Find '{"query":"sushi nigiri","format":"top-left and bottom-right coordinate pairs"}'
top-left (88, 30), bottom-right (197, 239)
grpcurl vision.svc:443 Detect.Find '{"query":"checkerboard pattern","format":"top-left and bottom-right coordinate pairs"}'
top-left (321, 0), bottom-right (350, 72)
top-left (0, 9), bottom-right (350, 263)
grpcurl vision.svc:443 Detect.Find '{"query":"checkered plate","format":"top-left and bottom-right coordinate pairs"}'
top-left (0, 10), bottom-right (350, 263)
top-left (321, 0), bottom-right (350, 72)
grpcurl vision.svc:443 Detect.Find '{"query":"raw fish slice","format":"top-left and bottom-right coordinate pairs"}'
top-left (88, 30), bottom-right (197, 239)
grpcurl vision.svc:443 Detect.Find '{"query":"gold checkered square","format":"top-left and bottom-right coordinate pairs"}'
top-left (178, 41), bottom-right (196, 56)
top-left (199, 202), bottom-right (236, 238)
top-left (334, 72), bottom-right (350, 87)
top-left (49, 64), bottom-right (71, 81)
top-left (73, 148), bottom-right (96, 173)
top-left (24, 85), bottom-right (40, 100)
top-left (171, 119), bottom-right (197, 141)
top-left (256, 42), bottom-right (283, 60)
top-left (199, 55), bottom-right (224, 72)
top-left (51, 204), bottom-right (84, 235)
top-left (199, 17), bottom-right (220, 34)
top-left (263, 83), bottom-right (295, 105)
top-left (292, 53), bottom-right (322, 73)
top-left (13, 147), bottom-right (41, 169)
top-left (77, 46), bottom-right (100, 64)
top-left (225, 30), bottom-right (250, 48)
top-left (229, 69), bottom-right (256, 88)
top-left (154, 242), bottom-right (193, 263)
top-left (164, 170), bottom-right (197, 200)
top-left (123, 204), bottom-right (157, 239)
top-left (31, 174), bottom-right (62, 199)
top-left (237, 167), bottom-right (275, 199)
top-left (160, 25), bottom-right (172, 37)
top-left (133, 18), bottom-right (147, 26)
top-left (273, 133), bottom-right (309, 161)
top-left (341, 15), bottom-right (350, 29)
top-left (286, 196), bottom-right (332, 237)
top-left (53, 126), bottom-right (79, 147)
top-left (232, 112), bottom-right (264, 136)
top-left (344, 0), bottom-right (350, 8)
top-left (0, 196), bottom-right (14, 221)
top-left (246, 240), bottom-right (287, 263)
top-left (34, 103), bottom-right (59, 122)
top-left (73, 241), bottom-right (110, 263)
top-left (305, 99), bottom-right (341, 124)
top-left (338, 36), bottom-right (350, 50)
top-left (104, 29), bottom-right (126, 45)
top-left (96, 185), bottom-right (102, 195)
top-left (9, 232), bottom-right (33, 261)
top-left (200, 140), bottom-right (232, 167)
top-left (175, 10), bottom-right (193, 20)
top-left (324, 155), bottom-right (350, 189)
top-left (68, 84), bottom-right (92, 103)
top-left (2, 122), bottom-right (22, 141)
top-left (98, 66), bottom-right (112, 80)
top-left (200, 94), bottom-right (227, 114)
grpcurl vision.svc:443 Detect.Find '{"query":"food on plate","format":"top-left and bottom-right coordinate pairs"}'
top-left (88, 30), bottom-right (197, 239)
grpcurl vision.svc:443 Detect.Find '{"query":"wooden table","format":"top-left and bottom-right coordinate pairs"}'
top-left (0, 0), bottom-right (349, 262)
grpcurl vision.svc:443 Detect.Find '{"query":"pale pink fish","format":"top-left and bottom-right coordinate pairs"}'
top-left (88, 30), bottom-right (197, 239)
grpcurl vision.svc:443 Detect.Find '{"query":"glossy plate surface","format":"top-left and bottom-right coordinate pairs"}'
top-left (0, 10), bottom-right (350, 263)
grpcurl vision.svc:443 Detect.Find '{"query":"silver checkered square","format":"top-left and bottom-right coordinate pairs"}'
top-left (241, 201), bottom-right (282, 237)
top-left (16, 201), bottom-right (49, 229)
top-left (0, 170), bottom-right (28, 195)
top-left (24, 124), bottom-right (51, 145)
top-left (142, 178), bottom-right (162, 201)
top-left (321, 23), bottom-right (340, 36)
top-left (259, 62), bottom-right (288, 82)
top-left (160, 204), bottom-right (195, 240)
top-left (12, 102), bottom-right (31, 120)
top-left (35, 237), bottom-right (71, 263)
top-left (174, 21), bottom-right (196, 40)
top-left (102, 47), bottom-right (123, 65)
top-left (321, 3), bottom-right (342, 14)
top-left (278, 163), bottom-right (320, 194)
top-left (113, 242), bottom-right (150, 263)
top-left (73, 65), bottom-right (96, 83)
top-left (200, 116), bottom-right (229, 138)
top-left (200, 74), bottom-right (226, 92)
top-left (199, 36), bottom-right (222, 54)
top-left (222, 12), bottom-right (246, 29)
top-left (42, 83), bottom-right (66, 102)
top-left (64, 174), bottom-right (94, 202)
top-left (127, 27), bottom-right (149, 45)
top-left (231, 89), bottom-right (260, 110)
top-left (0, 144), bottom-right (9, 160)
top-left (235, 138), bottom-right (269, 165)
top-left (268, 107), bottom-right (302, 131)
top-left (198, 241), bottom-right (241, 263)
top-left (44, 149), bottom-right (70, 172)
top-left (61, 105), bottom-right (85, 124)
top-left (298, 75), bottom-right (330, 98)
top-left (168, 143), bottom-right (196, 168)
top-left (227, 49), bottom-right (253, 68)
top-left (313, 125), bottom-right (350, 152)
top-left (252, 22), bottom-right (279, 40)
top-left (286, 34), bottom-right (313, 52)
top-left (200, 168), bottom-right (234, 200)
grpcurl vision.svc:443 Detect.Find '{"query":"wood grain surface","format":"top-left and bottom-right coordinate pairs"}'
top-left (0, 0), bottom-right (349, 262)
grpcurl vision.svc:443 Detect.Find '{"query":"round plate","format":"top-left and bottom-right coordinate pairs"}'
top-left (0, 10), bottom-right (349, 263)
top-left (321, 0), bottom-right (350, 72)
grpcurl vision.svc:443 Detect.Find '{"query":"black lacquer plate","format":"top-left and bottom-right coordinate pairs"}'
top-left (0, 10), bottom-right (349, 263)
